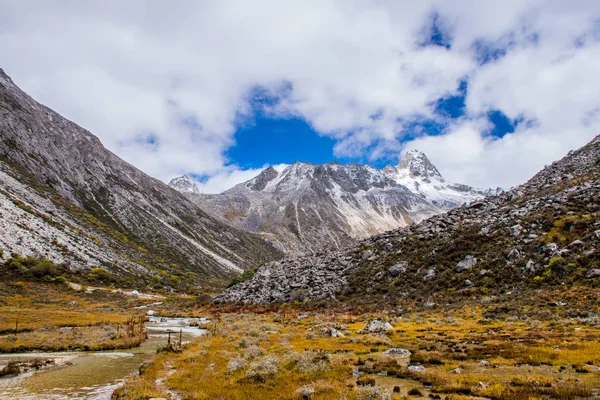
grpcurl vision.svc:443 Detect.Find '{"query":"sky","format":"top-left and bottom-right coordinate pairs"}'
top-left (1, 1), bottom-right (599, 193)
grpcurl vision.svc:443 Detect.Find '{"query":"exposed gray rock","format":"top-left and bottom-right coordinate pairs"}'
top-left (388, 262), bottom-right (408, 277)
top-left (0, 69), bottom-right (282, 284)
top-left (568, 239), bottom-right (584, 248)
top-left (361, 320), bottom-right (393, 333)
top-left (423, 268), bottom-right (436, 281)
top-left (215, 133), bottom-right (600, 304)
top-left (524, 260), bottom-right (538, 274)
top-left (510, 224), bottom-right (523, 237)
top-left (543, 243), bottom-right (560, 254)
top-left (507, 248), bottom-right (521, 261)
top-left (455, 255), bottom-right (477, 273)
top-left (408, 365), bottom-right (426, 372)
top-left (174, 150), bottom-right (494, 255)
top-left (382, 348), bottom-right (411, 355)
top-left (586, 269), bottom-right (600, 279)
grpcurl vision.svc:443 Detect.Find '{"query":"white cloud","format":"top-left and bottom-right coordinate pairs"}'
top-left (0, 0), bottom-right (598, 192)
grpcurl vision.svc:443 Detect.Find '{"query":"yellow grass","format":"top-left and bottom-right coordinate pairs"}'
top-left (115, 307), bottom-right (600, 400)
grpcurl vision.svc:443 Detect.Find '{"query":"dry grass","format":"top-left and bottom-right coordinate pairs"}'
top-left (115, 306), bottom-right (600, 400)
top-left (0, 322), bottom-right (146, 353)
top-left (0, 281), bottom-right (147, 351)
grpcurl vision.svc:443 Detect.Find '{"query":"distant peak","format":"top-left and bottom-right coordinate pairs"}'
top-left (397, 150), bottom-right (443, 180)
top-left (248, 166), bottom-right (279, 191)
top-left (168, 174), bottom-right (200, 194)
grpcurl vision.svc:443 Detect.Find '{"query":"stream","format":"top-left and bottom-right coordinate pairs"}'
top-left (0, 317), bottom-right (208, 400)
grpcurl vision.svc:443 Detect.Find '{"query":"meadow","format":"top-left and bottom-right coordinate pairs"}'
top-left (115, 301), bottom-right (600, 400)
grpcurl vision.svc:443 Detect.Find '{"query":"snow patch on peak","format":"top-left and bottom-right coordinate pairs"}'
top-left (168, 175), bottom-right (200, 194)
top-left (397, 150), bottom-right (443, 181)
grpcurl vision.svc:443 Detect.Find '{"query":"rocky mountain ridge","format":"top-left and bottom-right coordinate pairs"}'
top-left (168, 175), bottom-right (201, 195)
top-left (0, 68), bottom-right (282, 292)
top-left (172, 153), bottom-right (492, 254)
top-left (214, 135), bottom-right (600, 304)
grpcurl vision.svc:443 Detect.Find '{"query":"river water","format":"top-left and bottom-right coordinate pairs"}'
top-left (0, 317), bottom-right (207, 400)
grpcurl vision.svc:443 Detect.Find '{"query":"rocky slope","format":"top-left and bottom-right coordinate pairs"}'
top-left (214, 135), bottom-right (600, 304)
top-left (173, 153), bottom-right (490, 255)
top-left (0, 68), bottom-right (282, 292)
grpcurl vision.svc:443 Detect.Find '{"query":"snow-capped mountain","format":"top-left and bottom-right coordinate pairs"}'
top-left (168, 175), bottom-right (201, 194)
top-left (383, 150), bottom-right (502, 209)
top-left (171, 152), bottom-right (494, 255)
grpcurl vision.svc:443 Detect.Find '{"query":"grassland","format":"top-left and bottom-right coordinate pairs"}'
top-left (115, 297), bottom-right (600, 400)
top-left (0, 277), bottom-right (152, 352)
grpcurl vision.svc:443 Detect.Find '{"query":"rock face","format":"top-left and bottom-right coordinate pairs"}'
top-left (172, 152), bottom-right (492, 255)
top-left (0, 69), bottom-right (282, 290)
top-left (168, 175), bottom-right (200, 194)
top-left (214, 134), bottom-right (600, 304)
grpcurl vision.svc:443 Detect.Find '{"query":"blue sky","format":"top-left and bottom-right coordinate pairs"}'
top-left (1, 1), bottom-right (599, 192)
top-left (226, 77), bottom-right (516, 171)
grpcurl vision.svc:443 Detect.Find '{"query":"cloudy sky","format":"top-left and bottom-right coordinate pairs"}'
top-left (1, 1), bottom-right (599, 193)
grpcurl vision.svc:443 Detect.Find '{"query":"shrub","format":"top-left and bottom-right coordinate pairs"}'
top-left (243, 345), bottom-right (264, 359)
top-left (228, 268), bottom-right (256, 288)
top-left (0, 361), bottom-right (21, 377)
top-left (296, 384), bottom-right (315, 399)
top-left (30, 259), bottom-right (59, 278)
top-left (357, 376), bottom-right (376, 387)
top-left (245, 356), bottom-right (279, 382)
top-left (227, 356), bottom-right (246, 374)
top-left (355, 386), bottom-right (392, 400)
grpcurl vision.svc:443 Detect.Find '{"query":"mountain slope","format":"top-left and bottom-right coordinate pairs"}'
top-left (184, 162), bottom-right (442, 254)
top-left (173, 154), bottom-right (489, 255)
top-left (215, 135), bottom-right (600, 304)
top-left (0, 68), bottom-right (282, 292)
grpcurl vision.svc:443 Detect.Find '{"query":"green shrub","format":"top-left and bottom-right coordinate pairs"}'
top-left (228, 268), bottom-right (256, 288)
top-left (90, 267), bottom-right (111, 281)
top-left (30, 259), bottom-right (59, 279)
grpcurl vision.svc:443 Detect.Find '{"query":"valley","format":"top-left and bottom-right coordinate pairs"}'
top-left (1, 67), bottom-right (599, 400)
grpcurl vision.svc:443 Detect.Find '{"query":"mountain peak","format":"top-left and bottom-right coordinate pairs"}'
top-left (397, 150), bottom-right (442, 180)
top-left (248, 166), bottom-right (279, 191)
top-left (168, 174), bottom-right (200, 194)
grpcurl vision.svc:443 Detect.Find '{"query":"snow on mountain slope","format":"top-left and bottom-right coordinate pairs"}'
top-left (171, 152), bottom-right (494, 255)
top-left (168, 175), bottom-right (201, 194)
top-left (383, 150), bottom-right (502, 209)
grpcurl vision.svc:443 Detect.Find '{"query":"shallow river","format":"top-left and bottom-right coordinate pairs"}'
top-left (0, 317), bottom-right (207, 400)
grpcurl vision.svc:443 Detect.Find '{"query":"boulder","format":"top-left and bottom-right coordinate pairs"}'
top-left (507, 248), bottom-right (521, 261)
top-left (408, 365), bottom-right (426, 372)
top-left (423, 268), bottom-right (436, 281)
top-left (568, 239), bottom-right (584, 248)
top-left (455, 255), bottom-right (477, 273)
top-left (524, 259), bottom-right (537, 274)
top-left (543, 243), bottom-right (559, 254)
top-left (509, 224), bottom-right (523, 237)
top-left (361, 320), bottom-right (393, 333)
top-left (388, 261), bottom-right (408, 277)
top-left (586, 269), bottom-right (600, 279)
top-left (382, 348), bottom-right (411, 355)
